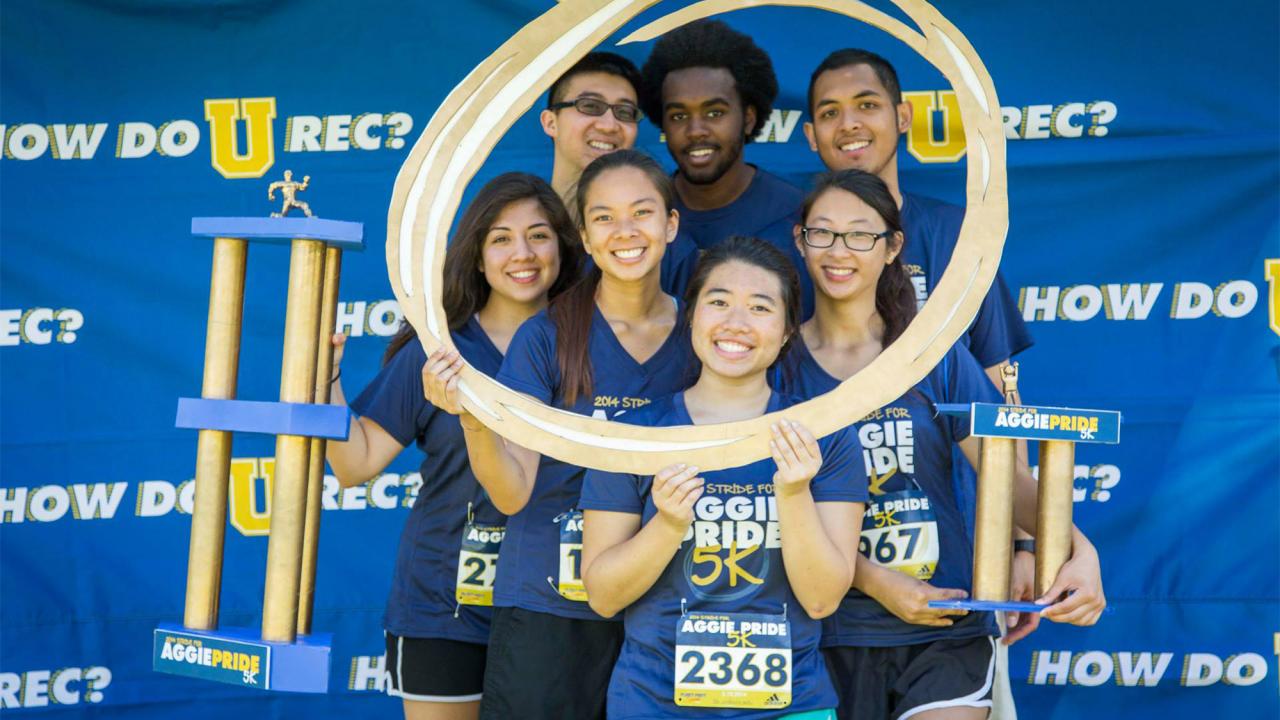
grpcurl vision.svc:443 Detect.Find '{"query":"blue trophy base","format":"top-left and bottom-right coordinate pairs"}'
top-left (927, 599), bottom-right (1046, 613)
top-left (153, 622), bottom-right (330, 693)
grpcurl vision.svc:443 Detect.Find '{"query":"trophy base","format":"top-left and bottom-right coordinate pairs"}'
top-left (927, 600), bottom-right (1046, 613)
top-left (153, 623), bottom-right (330, 693)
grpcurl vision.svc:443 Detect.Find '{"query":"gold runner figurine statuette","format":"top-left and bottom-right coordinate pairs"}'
top-left (268, 170), bottom-right (313, 218)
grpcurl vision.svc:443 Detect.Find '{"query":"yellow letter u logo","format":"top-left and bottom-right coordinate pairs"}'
top-left (204, 97), bottom-right (276, 179)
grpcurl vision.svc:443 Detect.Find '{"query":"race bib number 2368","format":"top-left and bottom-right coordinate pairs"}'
top-left (674, 611), bottom-right (791, 709)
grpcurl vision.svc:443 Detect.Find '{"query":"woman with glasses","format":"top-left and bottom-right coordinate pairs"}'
top-left (778, 169), bottom-right (1106, 720)
top-left (421, 149), bottom-right (698, 720)
top-left (326, 173), bottom-right (582, 720)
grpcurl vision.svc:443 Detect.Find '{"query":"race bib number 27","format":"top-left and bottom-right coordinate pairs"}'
top-left (674, 611), bottom-right (791, 709)
top-left (456, 520), bottom-right (504, 606)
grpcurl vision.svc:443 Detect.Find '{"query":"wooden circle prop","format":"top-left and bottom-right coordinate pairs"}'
top-left (386, 0), bottom-right (1007, 474)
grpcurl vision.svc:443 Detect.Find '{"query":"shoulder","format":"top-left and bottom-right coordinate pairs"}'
top-left (903, 192), bottom-right (963, 217)
top-left (510, 307), bottom-right (557, 346)
top-left (924, 343), bottom-right (991, 402)
top-left (902, 192), bottom-right (965, 232)
top-left (754, 168), bottom-right (805, 206)
top-left (382, 333), bottom-right (428, 372)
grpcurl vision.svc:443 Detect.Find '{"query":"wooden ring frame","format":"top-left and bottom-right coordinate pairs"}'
top-left (386, 0), bottom-right (1007, 474)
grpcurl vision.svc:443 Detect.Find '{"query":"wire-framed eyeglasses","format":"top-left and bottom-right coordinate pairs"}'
top-left (548, 96), bottom-right (642, 123)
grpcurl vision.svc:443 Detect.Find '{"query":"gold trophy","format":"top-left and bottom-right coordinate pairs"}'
top-left (932, 366), bottom-right (1120, 612)
top-left (154, 173), bottom-right (363, 692)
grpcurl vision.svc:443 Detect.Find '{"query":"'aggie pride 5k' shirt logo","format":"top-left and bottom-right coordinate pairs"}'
top-left (679, 485), bottom-right (780, 602)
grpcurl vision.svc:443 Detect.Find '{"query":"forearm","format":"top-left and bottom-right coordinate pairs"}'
top-left (850, 553), bottom-right (904, 603)
top-left (776, 490), bottom-right (852, 618)
top-left (325, 416), bottom-right (383, 487)
top-left (460, 418), bottom-right (536, 515)
top-left (583, 514), bottom-right (687, 618)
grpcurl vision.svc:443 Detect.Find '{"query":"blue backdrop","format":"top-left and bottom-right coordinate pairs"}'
top-left (2, 0), bottom-right (1277, 717)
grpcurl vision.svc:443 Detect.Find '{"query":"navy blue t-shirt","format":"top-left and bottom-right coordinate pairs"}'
top-left (350, 317), bottom-right (505, 644)
top-left (673, 167), bottom-right (812, 317)
top-left (661, 232), bottom-right (701, 299)
top-left (775, 338), bottom-right (1002, 646)
top-left (494, 301), bottom-right (698, 620)
top-left (900, 192), bottom-right (1033, 368)
top-left (581, 392), bottom-right (868, 719)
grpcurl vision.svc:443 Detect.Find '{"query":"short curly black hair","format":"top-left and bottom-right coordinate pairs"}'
top-left (639, 20), bottom-right (778, 143)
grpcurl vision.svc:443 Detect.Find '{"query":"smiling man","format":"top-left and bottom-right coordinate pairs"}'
top-left (803, 48), bottom-right (1031, 382)
top-left (640, 20), bottom-right (813, 314)
top-left (542, 52), bottom-right (697, 295)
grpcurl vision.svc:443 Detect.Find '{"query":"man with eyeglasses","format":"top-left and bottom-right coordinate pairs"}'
top-left (640, 19), bottom-right (815, 314)
top-left (542, 51), bottom-right (698, 295)
top-left (803, 48), bottom-right (1036, 720)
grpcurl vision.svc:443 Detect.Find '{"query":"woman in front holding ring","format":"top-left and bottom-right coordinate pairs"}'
top-left (579, 236), bottom-right (868, 720)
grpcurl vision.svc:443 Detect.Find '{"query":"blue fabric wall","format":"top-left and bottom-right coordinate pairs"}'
top-left (2, 1), bottom-right (1276, 716)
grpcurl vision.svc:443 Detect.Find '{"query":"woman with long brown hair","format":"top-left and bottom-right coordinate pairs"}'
top-left (326, 172), bottom-right (581, 720)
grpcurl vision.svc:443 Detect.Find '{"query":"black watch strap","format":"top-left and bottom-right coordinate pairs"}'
top-left (1013, 539), bottom-right (1036, 554)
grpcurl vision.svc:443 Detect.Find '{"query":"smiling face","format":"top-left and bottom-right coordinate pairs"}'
top-left (660, 67), bottom-right (756, 186)
top-left (541, 71), bottom-right (640, 176)
top-left (480, 197), bottom-right (562, 305)
top-left (580, 166), bottom-right (677, 282)
top-left (795, 187), bottom-right (901, 303)
top-left (804, 63), bottom-right (910, 178)
top-left (691, 259), bottom-right (789, 380)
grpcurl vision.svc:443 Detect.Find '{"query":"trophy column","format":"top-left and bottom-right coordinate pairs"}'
top-left (184, 236), bottom-right (248, 631)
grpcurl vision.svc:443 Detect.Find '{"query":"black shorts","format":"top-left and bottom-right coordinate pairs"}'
top-left (479, 606), bottom-right (623, 720)
top-left (823, 636), bottom-right (996, 720)
top-left (384, 632), bottom-right (487, 702)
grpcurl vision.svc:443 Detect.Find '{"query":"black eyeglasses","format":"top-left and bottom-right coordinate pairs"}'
top-left (800, 227), bottom-right (893, 252)
top-left (549, 96), bottom-right (642, 123)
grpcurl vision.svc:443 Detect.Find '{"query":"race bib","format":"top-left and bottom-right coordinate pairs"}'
top-left (674, 611), bottom-right (791, 709)
top-left (455, 519), bottom-right (504, 606)
top-left (859, 489), bottom-right (939, 580)
top-left (554, 510), bottom-right (587, 602)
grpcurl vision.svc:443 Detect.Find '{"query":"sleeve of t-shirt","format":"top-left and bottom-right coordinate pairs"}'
top-left (349, 341), bottom-right (433, 447)
top-left (967, 270), bottom-right (1034, 368)
top-left (811, 425), bottom-right (870, 504)
top-left (495, 315), bottom-right (558, 404)
top-left (942, 344), bottom-right (1003, 442)
top-left (661, 233), bottom-right (700, 299)
top-left (580, 469), bottom-right (646, 514)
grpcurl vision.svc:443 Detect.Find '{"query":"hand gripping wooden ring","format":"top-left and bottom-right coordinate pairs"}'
top-left (386, 0), bottom-right (1007, 474)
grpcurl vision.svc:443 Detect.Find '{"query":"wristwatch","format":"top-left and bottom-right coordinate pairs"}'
top-left (1013, 539), bottom-right (1036, 554)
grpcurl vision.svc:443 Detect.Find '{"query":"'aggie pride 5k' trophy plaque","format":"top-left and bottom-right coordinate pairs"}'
top-left (153, 173), bottom-right (363, 693)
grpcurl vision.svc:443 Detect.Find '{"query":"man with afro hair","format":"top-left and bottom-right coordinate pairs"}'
top-left (641, 19), bottom-right (814, 314)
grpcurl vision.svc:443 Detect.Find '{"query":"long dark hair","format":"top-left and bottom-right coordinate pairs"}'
top-left (800, 169), bottom-right (916, 347)
top-left (683, 236), bottom-right (803, 370)
top-left (550, 149), bottom-right (675, 406)
top-left (384, 172), bottom-right (583, 364)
